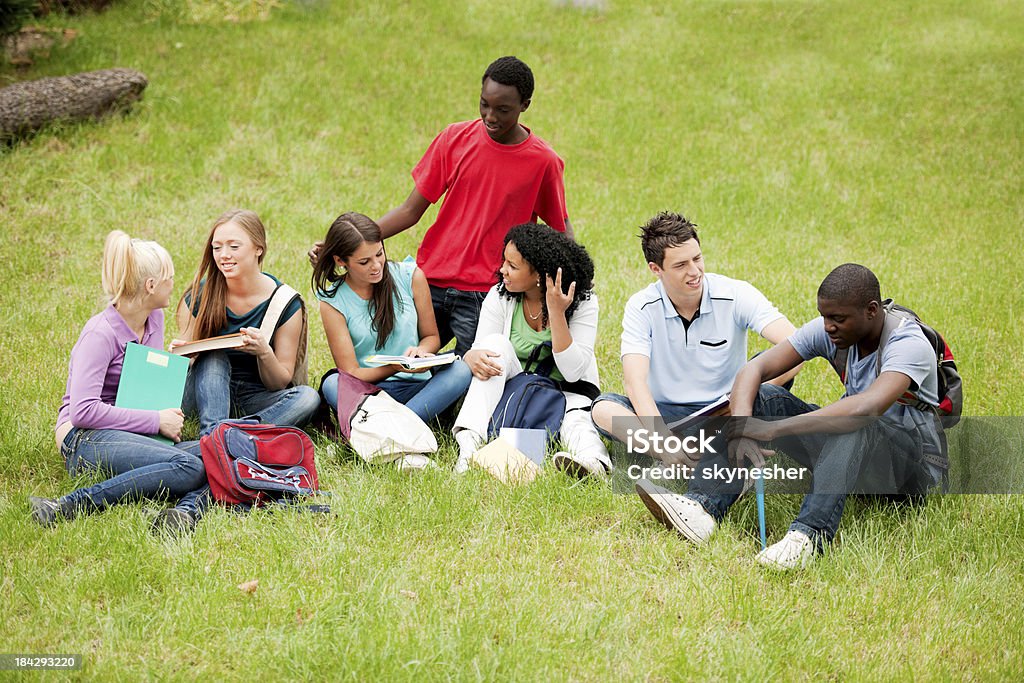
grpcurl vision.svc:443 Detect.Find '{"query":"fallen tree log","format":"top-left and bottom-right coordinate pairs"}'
top-left (0, 67), bottom-right (147, 140)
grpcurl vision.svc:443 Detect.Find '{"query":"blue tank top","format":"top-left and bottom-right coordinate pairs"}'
top-left (317, 261), bottom-right (425, 382)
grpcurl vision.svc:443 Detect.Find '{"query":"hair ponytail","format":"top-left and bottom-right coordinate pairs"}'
top-left (101, 230), bottom-right (174, 306)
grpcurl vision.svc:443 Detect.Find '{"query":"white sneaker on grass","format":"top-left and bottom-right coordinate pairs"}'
top-left (634, 479), bottom-right (716, 544)
top-left (552, 451), bottom-right (609, 480)
top-left (453, 429), bottom-right (482, 475)
top-left (756, 529), bottom-right (815, 570)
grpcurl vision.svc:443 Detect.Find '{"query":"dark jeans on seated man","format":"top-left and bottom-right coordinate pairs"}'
top-left (430, 285), bottom-right (488, 359)
top-left (686, 383), bottom-right (943, 550)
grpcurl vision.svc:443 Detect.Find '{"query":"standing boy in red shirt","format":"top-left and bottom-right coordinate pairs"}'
top-left (374, 55), bottom-right (572, 357)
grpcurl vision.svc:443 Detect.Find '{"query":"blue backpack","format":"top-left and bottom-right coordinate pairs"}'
top-left (488, 342), bottom-right (566, 443)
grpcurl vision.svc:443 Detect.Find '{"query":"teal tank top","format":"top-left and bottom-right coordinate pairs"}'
top-left (317, 261), bottom-right (425, 383)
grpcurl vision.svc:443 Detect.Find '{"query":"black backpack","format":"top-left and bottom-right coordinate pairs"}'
top-left (830, 299), bottom-right (963, 427)
top-left (488, 342), bottom-right (566, 443)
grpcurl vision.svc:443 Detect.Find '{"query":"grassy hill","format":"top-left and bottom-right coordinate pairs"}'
top-left (1, 0), bottom-right (1021, 678)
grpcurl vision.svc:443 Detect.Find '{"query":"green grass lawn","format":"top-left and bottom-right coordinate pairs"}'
top-left (2, 0), bottom-right (1022, 679)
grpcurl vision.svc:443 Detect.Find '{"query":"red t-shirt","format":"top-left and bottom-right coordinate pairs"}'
top-left (412, 119), bottom-right (568, 292)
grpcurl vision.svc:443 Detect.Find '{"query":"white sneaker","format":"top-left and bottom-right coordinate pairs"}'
top-left (635, 479), bottom-right (716, 544)
top-left (453, 429), bottom-right (482, 475)
top-left (395, 454), bottom-right (438, 472)
top-left (552, 451), bottom-right (609, 480)
top-left (756, 529), bottom-right (815, 570)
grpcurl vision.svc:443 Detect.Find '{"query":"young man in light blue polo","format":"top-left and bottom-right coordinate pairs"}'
top-left (591, 211), bottom-right (799, 452)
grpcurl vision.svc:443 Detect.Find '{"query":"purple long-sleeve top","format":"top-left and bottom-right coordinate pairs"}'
top-left (55, 305), bottom-right (164, 435)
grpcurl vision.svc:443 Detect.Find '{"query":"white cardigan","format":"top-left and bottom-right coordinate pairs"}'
top-left (471, 285), bottom-right (601, 388)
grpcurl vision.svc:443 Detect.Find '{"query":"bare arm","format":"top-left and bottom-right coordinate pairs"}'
top-left (377, 187), bottom-right (431, 239)
top-left (623, 353), bottom-right (661, 423)
top-left (320, 301), bottom-right (397, 383)
top-left (750, 372), bottom-right (914, 442)
top-left (621, 353), bottom-right (704, 465)
top-left (759, 317), bottom-right (802, 387)
top-left (730, 341), bottom-right (804, 417)
top-left (408, 268), bottom-right (441, 356)
top-left (731, 341), bottom-right (913, 439)
top-left (250, 311), bottom-right (303, 391)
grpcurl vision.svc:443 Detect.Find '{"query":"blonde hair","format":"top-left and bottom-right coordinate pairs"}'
top-left (181, 209), bottom-right (268, 340)
top-left (101, 230), bottom-right (174, 306)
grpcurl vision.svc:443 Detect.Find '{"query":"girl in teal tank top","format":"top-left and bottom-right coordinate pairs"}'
top-left (312, 212), bottom-right (471, 426)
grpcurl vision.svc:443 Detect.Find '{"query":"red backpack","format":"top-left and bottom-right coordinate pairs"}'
top-left (200, 421), bottom-right (319, 505)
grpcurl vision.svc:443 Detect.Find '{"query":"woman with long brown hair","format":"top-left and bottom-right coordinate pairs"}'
top-left (312, 212), bottom-right (471, 427)
top-left (175, 209), bottom-right (319, 435)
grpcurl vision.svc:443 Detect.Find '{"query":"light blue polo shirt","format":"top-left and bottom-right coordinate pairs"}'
top-left (620, 273), bottom-right (784, 404)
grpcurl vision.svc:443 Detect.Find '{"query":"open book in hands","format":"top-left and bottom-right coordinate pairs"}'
top-left (665, 394), bottom-right (731, 431)
top-left (363, 352), bottom-right (458, 371)
top-left (170, 333), bottom-right (244, 357)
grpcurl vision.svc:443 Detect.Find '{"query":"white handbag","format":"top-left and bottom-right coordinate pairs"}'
top-left (331, 370), bottom-right (437, 463)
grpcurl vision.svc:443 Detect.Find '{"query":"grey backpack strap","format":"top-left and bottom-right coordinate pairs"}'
top-left (874, 301), bottom-right (908, 376)
top-left (259, 284), bottom-right (300, 341)
top-left (830, 346), bottom-right (849, 381)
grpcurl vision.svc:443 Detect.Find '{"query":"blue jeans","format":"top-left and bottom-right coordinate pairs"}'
top-left (321, 360), bottom-right (472, 423)
top-left (60, 428), bottom-right (209, 517)
top-left (429, 286), bottom-right (487, 358)
top-left (183, 351), bottom-right (321, 437)
top-left (591, 392), bottom-right (716, 441)
top-left (685, 384), bottom-right (942, 549)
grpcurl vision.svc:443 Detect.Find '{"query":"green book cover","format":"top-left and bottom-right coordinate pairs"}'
top-left (115, 342), bottom-right (189, 444)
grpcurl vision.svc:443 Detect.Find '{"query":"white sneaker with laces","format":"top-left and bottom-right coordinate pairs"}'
top-left (552, 451), bottom-right (609, 480)
top-left (635, 479), bottom-right (716, 544)
top-left (756, 529), bottom-right (815, 570)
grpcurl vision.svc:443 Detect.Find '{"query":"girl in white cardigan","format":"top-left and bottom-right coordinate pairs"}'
top-left (453, 223), bottom-right (611, 477)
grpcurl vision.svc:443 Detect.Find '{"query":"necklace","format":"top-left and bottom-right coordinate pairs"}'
top-left (523, 297), bottom-right (542, 321)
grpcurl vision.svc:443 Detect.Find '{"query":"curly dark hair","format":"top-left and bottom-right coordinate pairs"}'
top-left (482, 56), bottom-right (534, 102)
top-left (495, 223), bottom-right (594, 327)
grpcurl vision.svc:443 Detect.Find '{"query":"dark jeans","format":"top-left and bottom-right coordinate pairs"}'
top-left (61, 427), bottom-right (209, 517)
top-left (686, 384), bottom-right (942, 549)
top-left (590, 392), bottom-right (716, 441)
top-left (183, 351), bottom-right (321, 437)
top-left (429, 285), bottom-right (487, 358)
